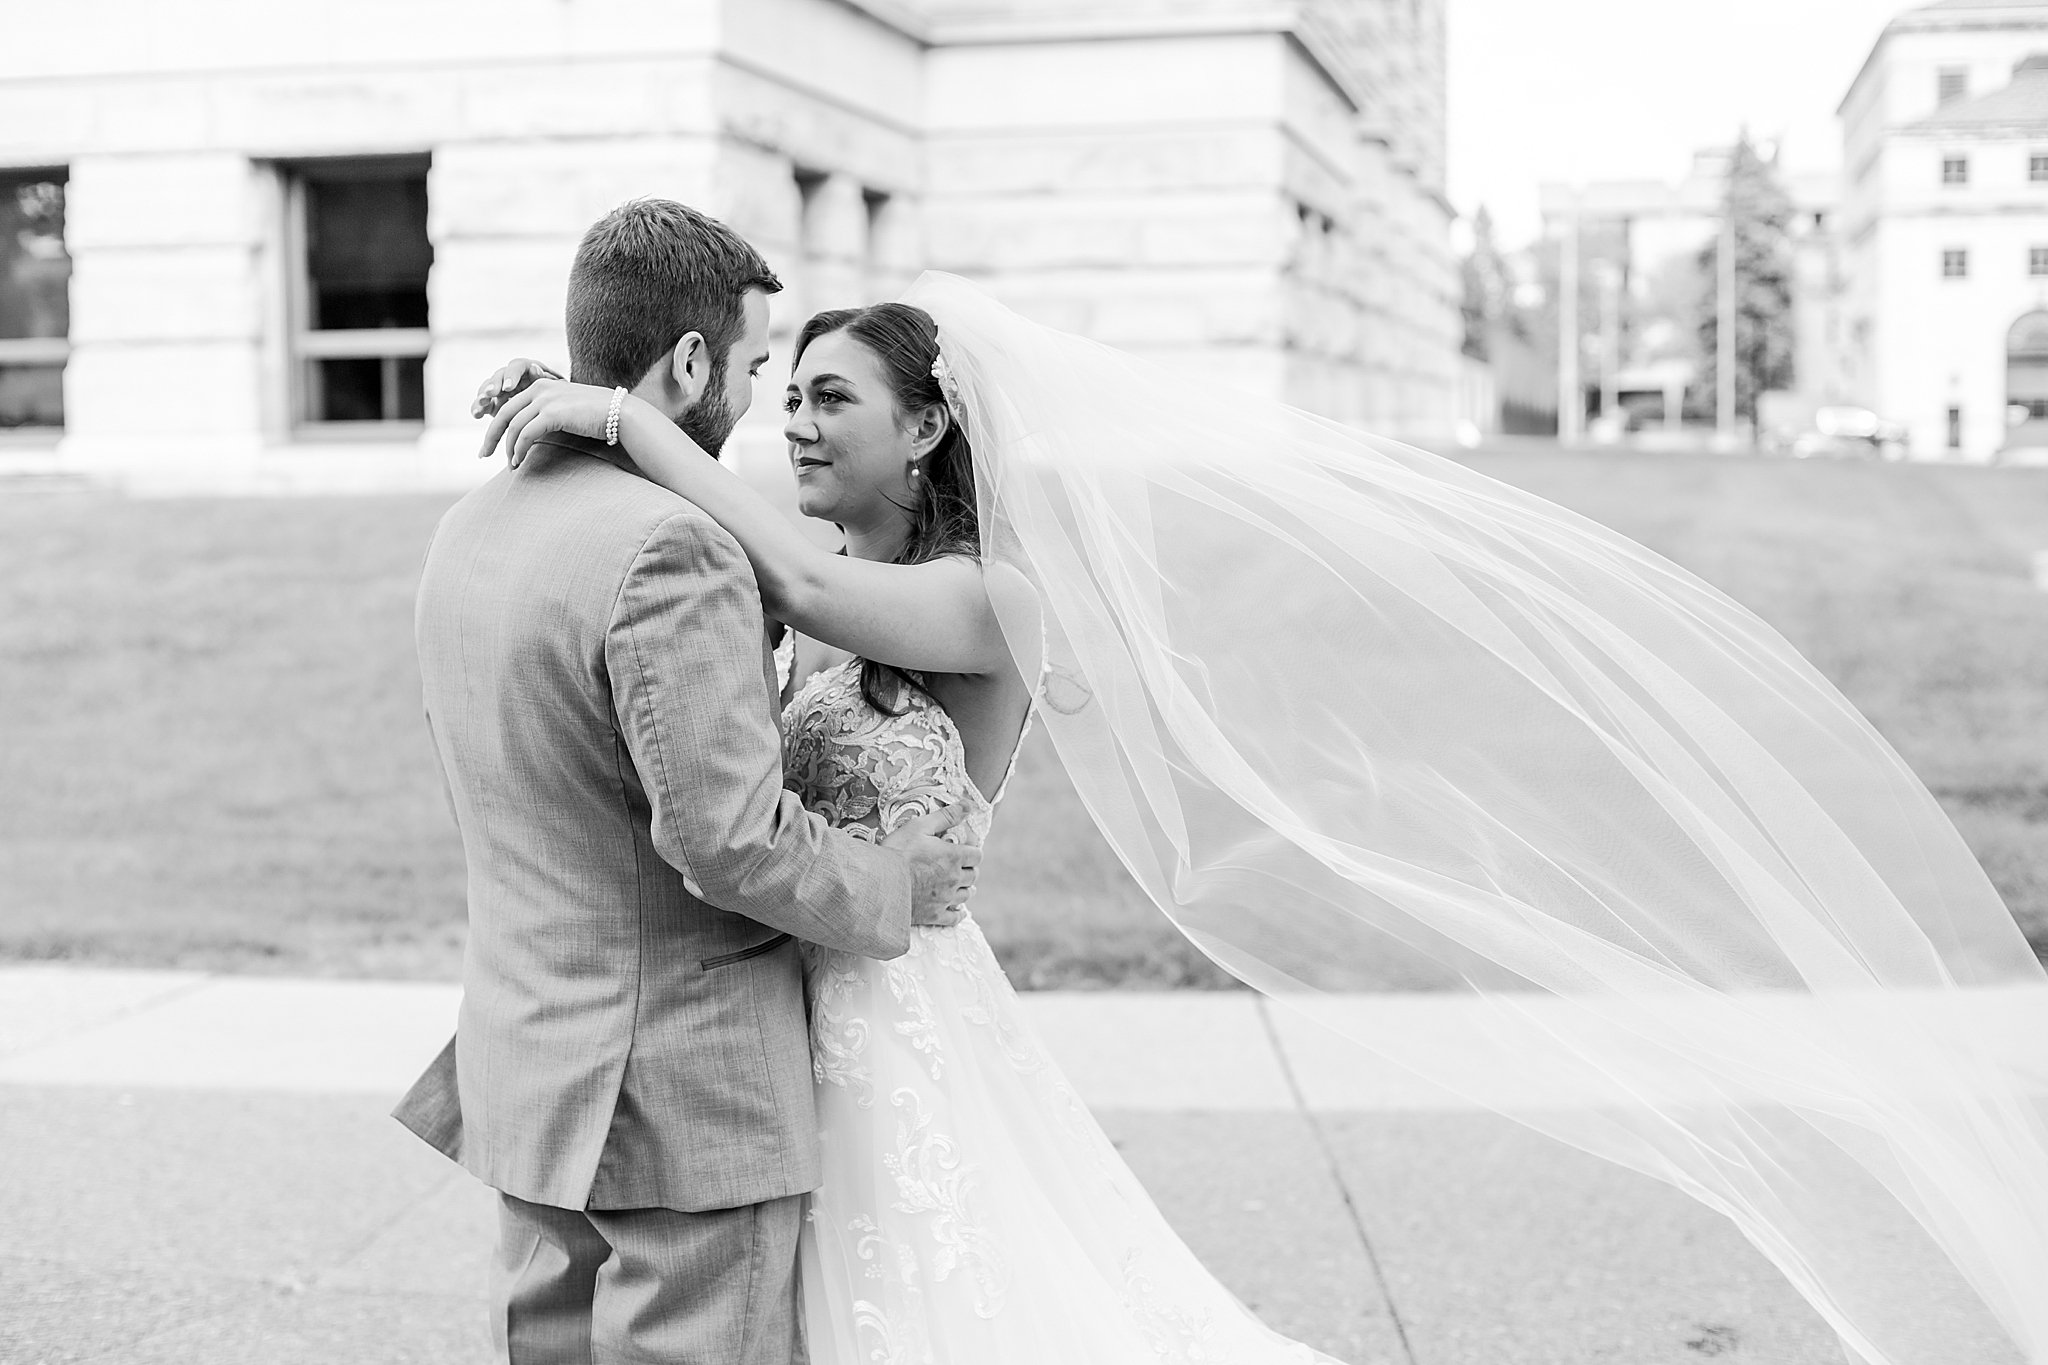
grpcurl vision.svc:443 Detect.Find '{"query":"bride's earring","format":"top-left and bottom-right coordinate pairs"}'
top-left (908, 461), bottom-right (922, 483)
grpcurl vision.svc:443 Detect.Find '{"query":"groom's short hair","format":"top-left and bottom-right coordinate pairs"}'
top-left (566, 199), bottom-right (782, 390)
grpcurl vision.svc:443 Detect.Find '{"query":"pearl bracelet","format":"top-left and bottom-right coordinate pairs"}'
top-left (605, 386), bottom-right (627, 446)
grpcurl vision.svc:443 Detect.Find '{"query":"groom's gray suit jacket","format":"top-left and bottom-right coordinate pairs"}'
top-left (394, 443), bottom-right (913, 1213)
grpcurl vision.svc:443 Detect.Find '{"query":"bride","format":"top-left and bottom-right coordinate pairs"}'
top-left (478, 275), bottom-right (2048, 1365)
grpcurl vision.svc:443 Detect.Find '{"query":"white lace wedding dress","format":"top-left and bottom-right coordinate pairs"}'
top-left (778, 654), bottom-right (1344, 1364)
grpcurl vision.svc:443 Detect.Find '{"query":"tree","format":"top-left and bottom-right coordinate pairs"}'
top-left (1460, 205), bottom-right (1539, 362)
top-left (1694, 134), bottom-right (1796, 437)
top-left (1459, 206), bottom-right (1504, 360)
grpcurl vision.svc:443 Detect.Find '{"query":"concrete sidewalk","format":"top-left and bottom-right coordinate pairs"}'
top-left (0, 966), bottom-right (2031, 1364)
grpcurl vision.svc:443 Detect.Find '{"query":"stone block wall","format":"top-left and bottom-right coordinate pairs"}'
top-left (920, 30), bottom-right (1297, 409)
top-left (61, 153), bottom-right (270, 471)
top-left (918, 19), bottom-right (1456, 439)
top-left (1, 0), bottom-right (1460, 483)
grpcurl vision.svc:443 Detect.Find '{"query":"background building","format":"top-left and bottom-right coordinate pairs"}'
top-left (1838, 0), bottom-right (2048, 461)
top-left (1537, 150), bottom-right (1843, 439)
top-left (0, 0), bottom-right (1459, 492)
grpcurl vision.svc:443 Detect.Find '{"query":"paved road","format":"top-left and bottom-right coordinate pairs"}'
top-left (1, 967), bottom-right (2031, 1364)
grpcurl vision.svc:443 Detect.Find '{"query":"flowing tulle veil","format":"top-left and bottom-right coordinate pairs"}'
top-left (901, 271), bottom-right (2048, 1363)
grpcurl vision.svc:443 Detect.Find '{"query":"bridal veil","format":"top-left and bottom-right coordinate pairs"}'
top-left (903, 271), bottom-right (2048, 1364)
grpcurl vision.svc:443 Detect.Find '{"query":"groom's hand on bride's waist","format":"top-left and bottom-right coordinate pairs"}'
top-left (882, 805), bottom-right (978, 928)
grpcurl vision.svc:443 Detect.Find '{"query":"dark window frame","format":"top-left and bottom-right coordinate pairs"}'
top-left (1942, 248), bottom-right (1969, 278)
top-left (0, 166), bottom-right (70, 435)
top-left (279, 154), bottom-right (432, 434)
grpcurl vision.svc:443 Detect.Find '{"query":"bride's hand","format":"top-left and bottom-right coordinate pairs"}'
top-left (478, 379), bottom-right (629, 466)
top-left (470, 358), bottom-right (562, 420)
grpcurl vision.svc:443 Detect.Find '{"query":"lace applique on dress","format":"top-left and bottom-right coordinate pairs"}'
top-left (782, 660), bottom-right (995, 847)
top-left (883, 1086), bottom-right (1006, 1318)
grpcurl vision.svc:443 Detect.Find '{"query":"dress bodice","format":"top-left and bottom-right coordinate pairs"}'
top-left (780, 657), bottom-right (1004, 849)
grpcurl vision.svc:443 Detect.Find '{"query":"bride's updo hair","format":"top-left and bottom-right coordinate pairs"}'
top-left (794, 302), bottom-right (978, 714)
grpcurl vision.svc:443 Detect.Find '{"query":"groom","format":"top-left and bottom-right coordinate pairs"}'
top-left (395, 199), bottom-right (976, 1363)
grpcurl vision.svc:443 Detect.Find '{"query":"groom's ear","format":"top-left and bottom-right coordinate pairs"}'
top-left (668, 331), bottom-right (712, 408)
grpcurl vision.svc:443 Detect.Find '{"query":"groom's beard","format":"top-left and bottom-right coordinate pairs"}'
top-left (677, 365), bottom-right (739, 459)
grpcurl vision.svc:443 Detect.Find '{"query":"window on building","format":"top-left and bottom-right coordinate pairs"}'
top-left (1943, 248), bottom-right (1969, 278)
top-left (2011, 313), bottom-right (2048, 434)
top-left (794, 167), bottom-right (826, 237)
top-left (861, 187), bottom-right (891, 297)
top-left (791, 166), bottom-right (845, 322)
top-left (2032, 247), bottom-right (2048, 277)
top-left (1942, 155), bottom-right (1969, 185)
top-left (0, 170), bottom-right (69, 432)
top-left (2033, 154), bottom-right (2048, 183)
top-left (1938, 67), bottom-right (1969, 105)
top-left (284, 156), bottom-right (431, 428)
top-left (1947, 405), bottom-right (1963, 448)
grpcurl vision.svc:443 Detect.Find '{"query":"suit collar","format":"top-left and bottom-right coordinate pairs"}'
top-left (534, 434), bottom-right (641, 478)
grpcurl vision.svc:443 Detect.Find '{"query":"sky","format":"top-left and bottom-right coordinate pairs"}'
top-left (1446, 0), bottom-right (1920, 246)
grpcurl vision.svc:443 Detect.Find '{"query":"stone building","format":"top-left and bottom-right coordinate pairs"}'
top-left (1838, 0), bottom-right (2048, 461)
top-left (0, 0), bottom-right (1458, 492)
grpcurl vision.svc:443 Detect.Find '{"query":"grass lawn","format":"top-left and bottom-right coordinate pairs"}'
top-left (3, 448), bottom-right (2045, 985)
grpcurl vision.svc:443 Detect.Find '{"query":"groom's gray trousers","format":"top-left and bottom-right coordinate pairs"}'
top-left (493, 1191), bottom-right (802, 1365)
top-left (396, 449), bottom-right (914, 1365)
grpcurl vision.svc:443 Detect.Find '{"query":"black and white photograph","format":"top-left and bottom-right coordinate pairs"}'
top-left (2, 1), bottom-right (2046, 1362)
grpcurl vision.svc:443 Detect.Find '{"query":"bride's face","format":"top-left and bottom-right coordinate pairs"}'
top-left (783, 330), bottom-right (917, 531)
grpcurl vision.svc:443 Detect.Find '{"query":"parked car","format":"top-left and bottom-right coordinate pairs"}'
top-left (1785, 406), bottom-right (1907, 461)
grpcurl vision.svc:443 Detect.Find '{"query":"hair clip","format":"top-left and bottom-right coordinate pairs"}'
top-left (929, 337), bottom-right (967, 426)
